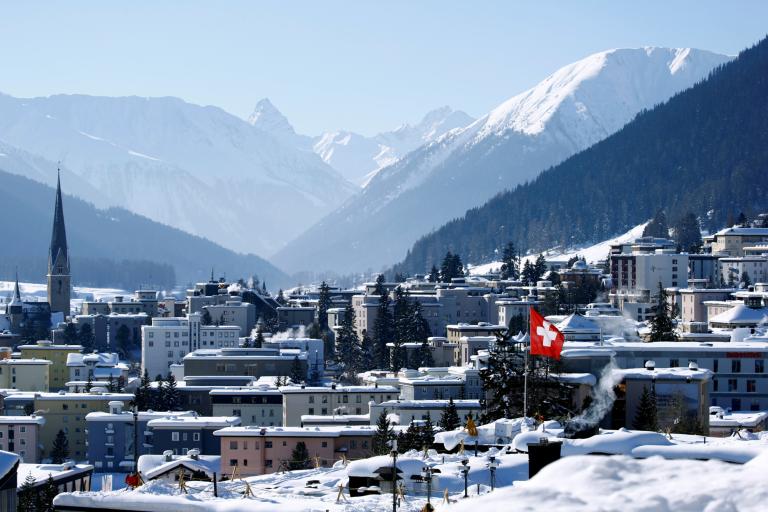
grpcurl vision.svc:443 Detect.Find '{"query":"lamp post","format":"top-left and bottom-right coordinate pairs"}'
top-left (133, 405), bottom-right (139, 477)
top-left (460, 458), bottom-right (469, 498)
top-left (390, 439), bottom-right (398, 512)
top-left (422, 466), bottom-right (433, 505)
top-left (487, 456), bottom-right (499, 491)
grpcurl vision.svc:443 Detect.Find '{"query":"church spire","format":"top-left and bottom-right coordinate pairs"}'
top-left (49, 167), bottom-right (69, 274)
top-left (10, 269), bottom-right (21, 305)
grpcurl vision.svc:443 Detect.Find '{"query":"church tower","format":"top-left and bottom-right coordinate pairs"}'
top-left (8, 270), bottom-right (23, 332)
top-left (47, 170), bottom-right (71, 316)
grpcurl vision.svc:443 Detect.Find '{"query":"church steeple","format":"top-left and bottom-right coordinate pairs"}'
top-left (10, 269), bottom-right (21, 306)
top-left (47, 168), bottom-right (71, 316)
top-left (49, 169), bottom-right (69, 275)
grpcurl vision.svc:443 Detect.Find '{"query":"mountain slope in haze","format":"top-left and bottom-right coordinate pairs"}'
top-left (0, 169), bottom-right (291, 288)
top-left (0, 93), bottom-right (357, 257)
top-left (311, 106), bottom-right (475, 186)
top-left (275, 47), bottom-right (731, 274)
top-left (247, 100), bottom-right (474, 186)
top-left (394, 37), bottom-right (768, 275)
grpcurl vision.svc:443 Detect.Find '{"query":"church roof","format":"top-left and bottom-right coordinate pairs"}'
top-left (9, 271), bottom-right (21, 306)
top-left (49, 170), bottom-right (69, 273)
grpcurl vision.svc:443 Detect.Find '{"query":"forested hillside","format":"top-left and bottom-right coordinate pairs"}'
top-left (0, 170), bottom-right (290, 289)
top-left (395, 37), bottom-right (768, 275)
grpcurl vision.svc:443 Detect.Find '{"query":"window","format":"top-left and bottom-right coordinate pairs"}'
top-left (669, 359), bottom-right (679, 368)
top-left (229, 459), bottom-right (238, 467)
top-left (713, 360), bottom-right (719, 372)
top-left (322, 396), bottom-right (328, 404)
top-left (308, 408), bottom-right (314, 415)
top-left (265, 460), bottom-right (273, 468)
top-left (168, 351), bottom-right (173, 358)
top-left (20, 427), bottom-right (26, 433)
top-left (172, 432), bottom-right (180, 442)
top-left (182, 433), bottom-right (188, 441)
top-left (243, 459), bottom-right (248, 466)
top-left (756, 360), bottom-right (765, 373)
top-left (229, 441), bottom-right (238, 450)
top-left (321, 441), bottom-right (328, 448)
top-left (233, 409), bottom-right (241, 417)
top-left (282, 441), bottom-right (287, 446)
top-left (747, 379), bottom-right (757, 393)
top-left (733, 398), bottom-right (742, 410)
top-left (728, 379), bottom-right (738, 392)
top-left (751, 401), bottom-right (761, 411)
top-left (308, 396), bottom-right (315, 404)
top-left (713, 379), bottom-right (719, 392)
top-left (732, 360), bottom-right (742, 373)
top-left (265, 441), bottom-right (273, 448)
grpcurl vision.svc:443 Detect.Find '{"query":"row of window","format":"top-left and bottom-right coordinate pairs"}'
top-left (170, 432), bottom-right (201, 442)
top-left (712, 379), bottom-right (759, 392)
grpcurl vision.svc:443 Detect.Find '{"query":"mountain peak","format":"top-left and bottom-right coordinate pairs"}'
top-left (247, 98), bottom-right (296, 136)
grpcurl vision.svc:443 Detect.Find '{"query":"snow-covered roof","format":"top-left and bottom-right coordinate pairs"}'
top-left (709, 304), bottom-right (768, 325)
top-left (0, 415), bottom-right (45, 425)
top-left (708, 409), bottom-right (768, 428)
top-left (556, 313), bottom-right (600, 332)
top-left (376, 399), bottom-right (481, 409)
top-left (346, 455), bottom-right (425, 479)
top-left (279, 385), bottom-right (398, 393)
top-left (213, 425), bottom-right (376, 437)
top-left (713, 226), bottom-right (768, 237)
top-left (86, 410), bottom-right (198, 422)
top-left (18, 462), bottom-right (93, 486)
top-left (0, 451), bottom-right (18, 480)
top-left (147, 416), bottom-right (240, 429)
top-left (612, 366), bottom-right (713, 381)
top-left (138, 454), bottom-right (220, 480)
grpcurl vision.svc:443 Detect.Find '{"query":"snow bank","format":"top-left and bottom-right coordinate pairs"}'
top-left (449, 451), bottom-right (768, 512)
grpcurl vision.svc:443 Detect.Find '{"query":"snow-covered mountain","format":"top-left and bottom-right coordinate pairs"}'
top-left (0, 93), bottom-right (357, 257)
top-left (275, 47), bottom-right (731, 273)
top-left (312, 106), bottom-right (475, 186)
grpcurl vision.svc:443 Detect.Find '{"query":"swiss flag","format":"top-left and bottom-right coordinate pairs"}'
top-left (529, 307), bottom-right (564, 359)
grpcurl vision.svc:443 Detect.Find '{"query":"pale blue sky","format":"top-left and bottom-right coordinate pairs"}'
top-left (0, 1), bottom-right (766, 135)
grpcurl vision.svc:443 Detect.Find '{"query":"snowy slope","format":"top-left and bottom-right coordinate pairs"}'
top-left (0, 93), bottom-right (356, 256)
top-left (312, 106), bottom-right (474, 186)
top-left (468, 223), bottom-right (648, 275)
top-left (275, 47), bottom-right (730, 273)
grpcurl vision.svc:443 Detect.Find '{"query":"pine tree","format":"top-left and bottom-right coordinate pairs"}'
top-left (632, 386), bottom-right (659, 431)
top-left (521, 260), bottom-right (535, 286)
top-left (116, 324), bottom-right (132, 359)
top-left (85, 372), bottom-right (93, 392)
top-left (276, 289), bottom-right (287, 305)
top-left (290, 356), bottom-right (305, 384)
top-left (390, 287), bottom-right (411, 371)
top-left (420, 415), bottom-right (435, 450)
top-left (63, 322), bottom-right (78, 343)
top-left (499, 242), bottom-right (520, 280)
top-left (373, 274), bottom-right (386, 295)
top-left (79, 323), bottom-right (94, 352)
top-left (18, 472), bottom-right (37, 511)
top-left (372, 292), bottom-right (393, 369)
top-left (673, 212), bottom-right (703, 253)
top-left (649, 282), bottom-right (677, 341)
top-left (416, 340), bottom-right (434, 368)
top-left (317, 281), bottom-right (332, 331)
top-left (427, 265), bottom-right (440, 283)
top-left (741, 271), bottom-right (752, 288)
top-left (201, 309), bottom-right (213, 325)
top-left (107, 374), bottom-right (116, 393)
top-left (51, 429), bottom-right (70, 463)
top-left (397, 422), bottom-right (422, 453)
top-left (643, 210), bottom-right (670, 238)
top-left (360, 330), bottom-right (375, 372)
top-left (131, 370), bottom-right (151, 411)
top-left (439, 398), bottom-right (461, 431)
top-left (162, 372), bottom-right (181, 411)
top-left (254, 329), bottom-right (265, 348)
top-left (533, 254), bottom-right (547, 282)
top-left (372, 410), bottom-right (394, 455)
top-left (41, 474), bottom-right (58, 512)
top-left (335, 305), bottom-right (362, 381)
top-left (289, 441), bottom-right (310, 470)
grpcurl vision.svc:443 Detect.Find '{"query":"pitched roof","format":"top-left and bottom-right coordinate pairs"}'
top-left (48, 170), bottom-right (69, 273)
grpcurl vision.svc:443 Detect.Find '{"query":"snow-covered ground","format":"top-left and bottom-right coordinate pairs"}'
top-left (54, 426), bottom-right (768, 511)
top-left (468, 222), bottom-right (647, 275)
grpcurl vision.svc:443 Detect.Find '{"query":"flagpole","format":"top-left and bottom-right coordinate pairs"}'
top-left (523, 344), bottom-right (528, 418)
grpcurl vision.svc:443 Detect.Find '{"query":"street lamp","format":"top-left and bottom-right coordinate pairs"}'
top-left (132, 405), bottom-right (139, 476)
top-left (390, 439), bottom-right (398, 512)
top-left (460, 458), bottom-right (469, 498)
top-left (487, 456), bottom-right (499, 491)
top-left (422, 466), bottom-right (433, 506)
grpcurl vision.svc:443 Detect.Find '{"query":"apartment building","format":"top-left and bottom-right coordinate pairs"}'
top-left (210, 388), bottom-right (283, 427)
top-left (0, 415), bottom-right (45, 462)
top-left (141, 314), bottom-right (240, 380)
top-left (280, 385), bottom-right (398, 426)
top-left (0, 359), bottom-right (50, 391)
top-left (216, 425), bottom-right (375, 476)
top-left (18, 340), bottom-right (82, 391)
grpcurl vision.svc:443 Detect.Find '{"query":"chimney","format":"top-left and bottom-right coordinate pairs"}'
top-left (644, 360), bottom-right (656, 371)
top-left (108, 401), bottom-right (124, 415)
top-left (187, 449), bottom-right (200, 460)
top-left (163, 450), bottom-right (173, 462)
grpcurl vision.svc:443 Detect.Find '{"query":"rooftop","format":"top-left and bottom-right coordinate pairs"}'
top-left (213, 425), bottom-right (376, 437)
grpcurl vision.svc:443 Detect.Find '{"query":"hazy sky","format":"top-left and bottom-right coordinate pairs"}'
top-left (1, 1), bottom-right (766, 135)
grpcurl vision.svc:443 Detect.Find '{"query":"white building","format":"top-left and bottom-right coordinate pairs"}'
top-left (720, 256), bottom-right (768, 286)
top-left (141, 314), bottom-right (240, 380)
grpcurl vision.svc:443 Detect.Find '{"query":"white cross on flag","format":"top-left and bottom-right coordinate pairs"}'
top-left (529, 307), bottom-right (564, 359)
